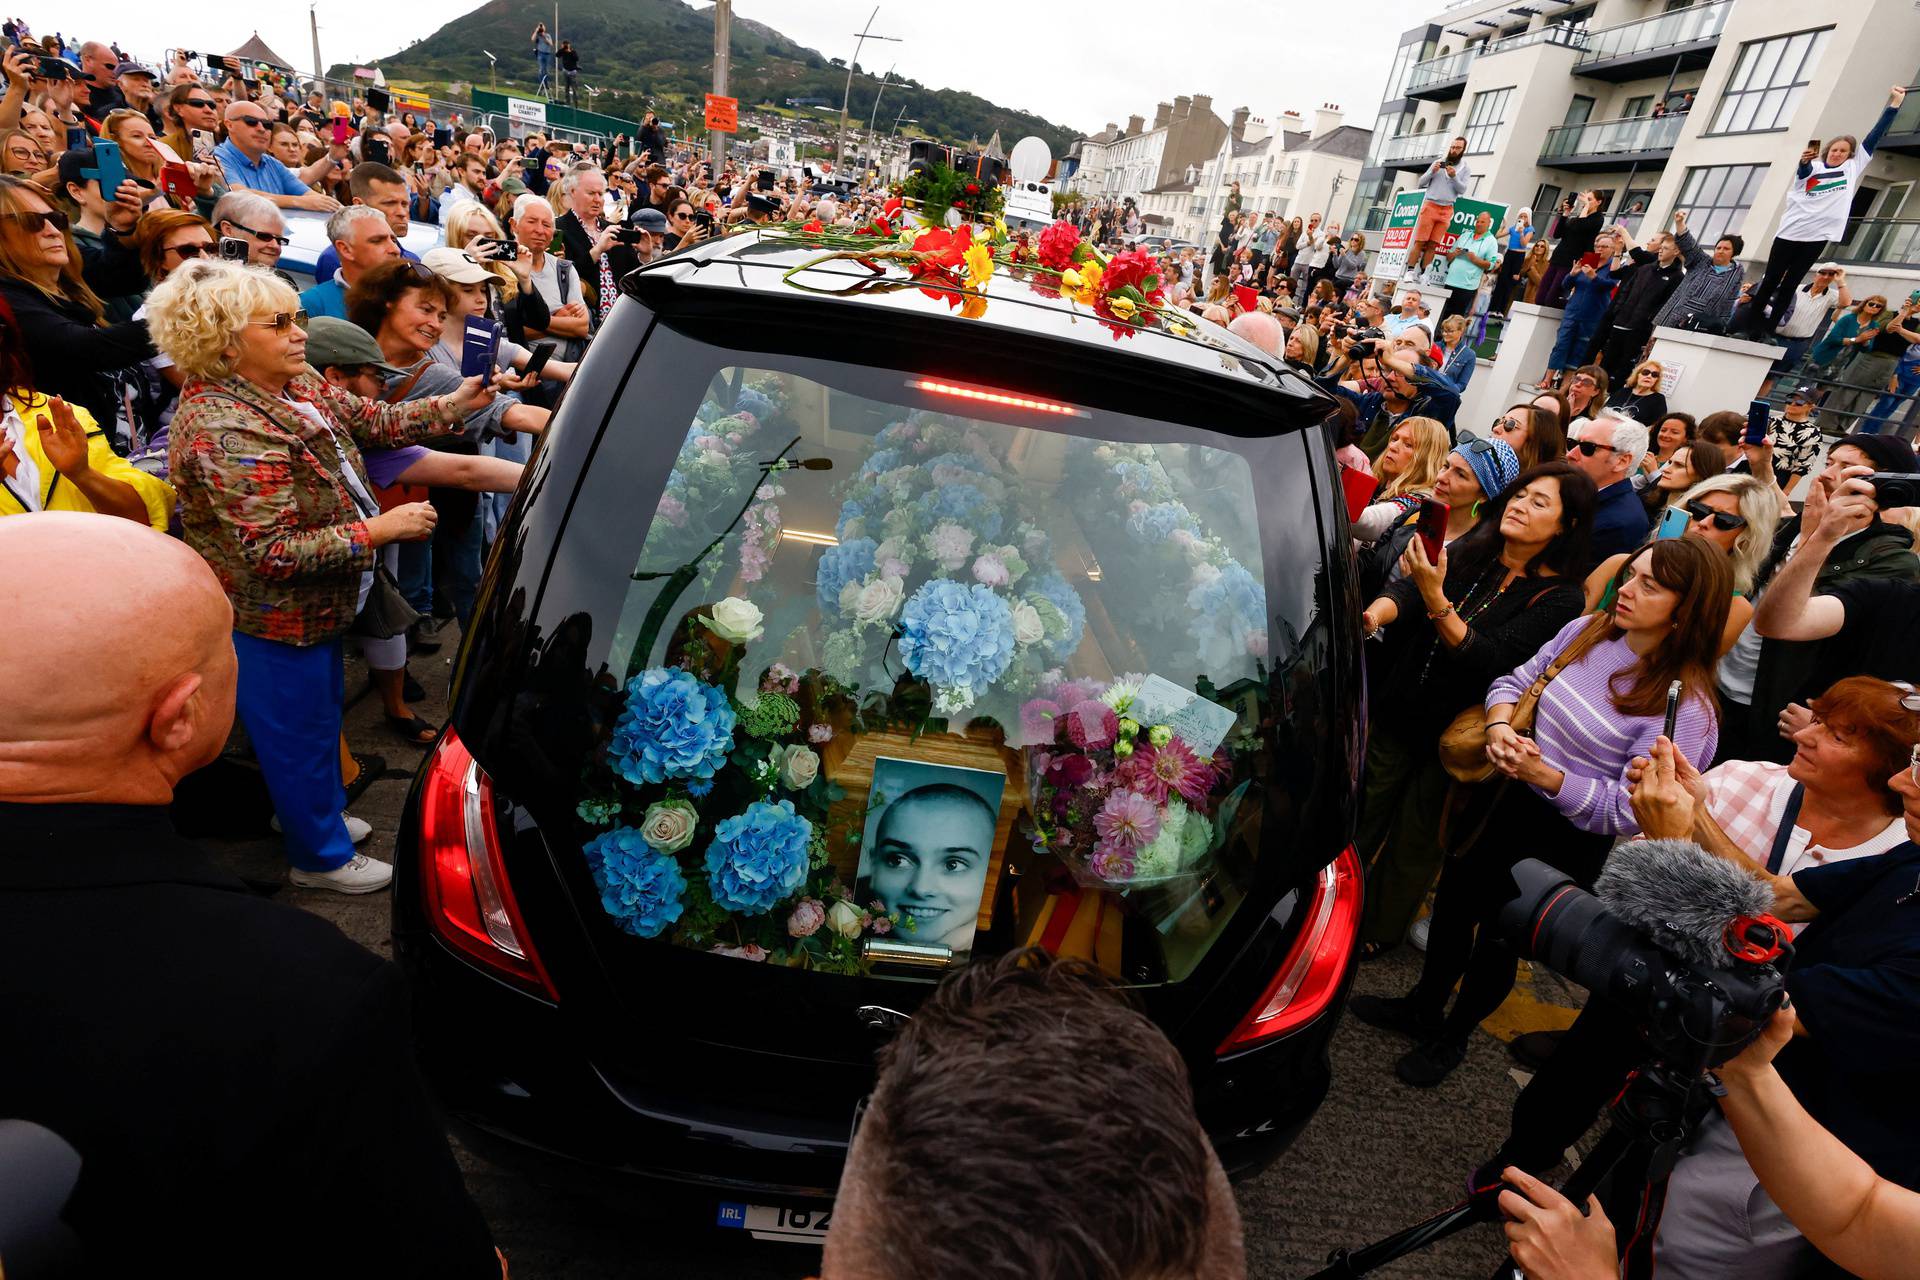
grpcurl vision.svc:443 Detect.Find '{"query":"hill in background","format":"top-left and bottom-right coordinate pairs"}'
top-left (338, 0), bottom-right (1079, 153)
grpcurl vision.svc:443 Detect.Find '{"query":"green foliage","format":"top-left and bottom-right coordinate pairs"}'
top-left (899, 161), bottom-right (1006, 222)
top-left (337, 0), bottom-right (1078, 154)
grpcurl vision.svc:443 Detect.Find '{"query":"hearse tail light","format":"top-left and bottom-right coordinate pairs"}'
top-left (907, 378), bottom-right (1089, 417)
top-left (1218, 845), bottom-right (1362, 1054)
top-left (418, 727), bottom-right (558, 1002)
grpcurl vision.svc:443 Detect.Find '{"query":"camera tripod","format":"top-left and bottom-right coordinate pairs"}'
top-left (1304, 1061), bottom-right (1716, 1280)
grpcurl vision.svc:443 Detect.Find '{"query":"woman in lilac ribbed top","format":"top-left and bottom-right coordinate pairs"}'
top-left (1354, 538), bottom-right (1731, 1087)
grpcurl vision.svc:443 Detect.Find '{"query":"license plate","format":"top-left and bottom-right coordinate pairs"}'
top-left (715, 1200), bottom-right (832, 1243)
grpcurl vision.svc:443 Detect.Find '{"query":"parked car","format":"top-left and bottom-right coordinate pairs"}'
top-left (392, 228), bottom-right (1367, 1243)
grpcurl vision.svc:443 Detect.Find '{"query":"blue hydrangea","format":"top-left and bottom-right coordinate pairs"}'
top-left (1188, 561), bottom-right (1268, 666)
top-left (914, 481), bottom-right (1002, 541)
top-left (861, 448), bottom-right (904, 477)
top-left (694, 400), bottom-right (723, 425)
top-left (733, 387), bottom-right (774, 422)
top-left (583, 826), bottom-right (688, 938)
top-left (1029, 571), bottom-right (1087, 660)
top-left (1112, 460), bottom-right (1163, 494)
top-left (608, 667), bottom-right (737, 787)
top-left (923, 450), bottom-right (989, 475)
top-left (816, 537), bottom-right (877, 614)
top-left (704, 799), bottom-right (813, 915)
top-left (1127, 501), bottom-right (1200, 541)
top-left (899, 580), bottom-right (1017, 697)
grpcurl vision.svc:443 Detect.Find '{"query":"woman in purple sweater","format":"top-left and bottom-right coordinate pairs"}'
top-left (1352, 536), bottom-right (1731, 1086)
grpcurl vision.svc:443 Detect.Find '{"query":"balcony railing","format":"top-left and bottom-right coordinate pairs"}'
top-left (1377, 129), bottom-right (1449, 167)
top-left (1540, 111), bottom-right (1687, 162)
top-left (1406, 47), bottom-right (1477, 93)
top-left (1832, 218), bottom-right (1920, 268)
top-left (1576, 0), bottom-right (1731, 66)
top-left (1485, 23), bottom-right (1591, 56)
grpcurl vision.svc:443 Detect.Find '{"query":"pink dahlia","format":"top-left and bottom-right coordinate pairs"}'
top-left (1090, 843), bottom-right (1136, 881)
top-left (1064, 700), bottom-right (1119, 750)
top-left (1093, 790), bottom-right (1160, 850)
top-left (1020, 698), bottom-right (1062, 745)
top-left (1137, 738), bottom-right (1215, 807)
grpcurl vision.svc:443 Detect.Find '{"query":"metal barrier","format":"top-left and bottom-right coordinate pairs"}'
top-left (1761, 360), bottom-right (1920, 441)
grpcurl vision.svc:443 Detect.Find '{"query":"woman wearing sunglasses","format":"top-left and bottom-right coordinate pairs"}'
top-left (1355, 535), bottom-right (1732, 1086)
top-left (148, 258), bottom-right (498, 894)
top-left (1354, 456), bottom-right (1591, 958)
top-left (0, 175), bottom-right (155, 434)
top-left (1592, 471), bottom-right (1774, 657)
top-left (1489, 401), bottom-right (1567, 473)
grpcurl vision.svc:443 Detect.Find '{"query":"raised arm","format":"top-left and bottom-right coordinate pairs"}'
top-left (1751, 470), bottom-right (1870, 641)
top-left (1860, 85), bottom-right (1906, 160)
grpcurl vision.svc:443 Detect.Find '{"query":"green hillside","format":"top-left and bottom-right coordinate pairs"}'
top-left (338, 0), bottom-right (1079, 153)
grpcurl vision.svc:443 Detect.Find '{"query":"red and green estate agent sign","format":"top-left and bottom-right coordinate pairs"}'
top-left (1375, 188), bottom-right (1508, 280)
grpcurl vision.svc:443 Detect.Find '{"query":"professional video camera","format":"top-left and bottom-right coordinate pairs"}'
top-left (1306, 840), bottom-right (1792, 1280)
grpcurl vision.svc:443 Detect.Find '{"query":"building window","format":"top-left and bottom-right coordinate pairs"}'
top-left (1707, 28), bottom-right (1832, 135)
top-left (1386, 38), bottom-right (1424, 102)
top-left (1462, 87), bottom-right (1512, 155)
top-left (1672, 164), bottom-right (1768, 244)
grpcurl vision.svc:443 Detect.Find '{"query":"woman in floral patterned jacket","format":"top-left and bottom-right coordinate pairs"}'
top-left (146, 259), bottom-right (497, 894)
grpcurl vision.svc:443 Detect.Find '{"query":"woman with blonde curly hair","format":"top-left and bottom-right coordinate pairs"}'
top-left (151, 258), bottom-right (498, 893)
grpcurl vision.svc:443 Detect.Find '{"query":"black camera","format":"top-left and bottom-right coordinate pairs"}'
top-left (1500, 857), bottom-right (1789, 1071)
top-left (1866, 472), bottom-right (1920, 510)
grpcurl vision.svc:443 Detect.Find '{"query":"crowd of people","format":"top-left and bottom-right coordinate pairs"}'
top-left (4, 15), bottom-right (1920, 1280)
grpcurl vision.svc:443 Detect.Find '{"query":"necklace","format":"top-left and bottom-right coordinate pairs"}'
top-left (1417, 559), bottom-right (1513, 683)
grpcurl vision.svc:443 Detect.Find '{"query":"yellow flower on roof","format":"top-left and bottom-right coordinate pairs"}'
top-left (963, 241), bottom-right (995, 292)
top-left (1107, 294), bottom-right (1137, 321)
top-left (1072, 259), bottom-right (1103, 305)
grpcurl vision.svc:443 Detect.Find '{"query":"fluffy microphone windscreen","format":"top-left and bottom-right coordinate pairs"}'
top-left (1595, 839), bottom-right (1773, 971)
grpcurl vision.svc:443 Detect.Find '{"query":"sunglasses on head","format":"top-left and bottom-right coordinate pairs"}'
top-left (2, 208), bottom-right (70, 234)
top-left (1686, 499), bottom-right (1746, 531)
top-left (1572, 439), bottom-right (1617, 456)
top-left (1460, 437), bottom-right (1501, 460)
top-left (251, 310), bottom-right (309, 332)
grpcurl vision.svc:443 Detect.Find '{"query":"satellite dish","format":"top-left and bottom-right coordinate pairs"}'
top-left (1008, 136), bottom-right (1052, 185)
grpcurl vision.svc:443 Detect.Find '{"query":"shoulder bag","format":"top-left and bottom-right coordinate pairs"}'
top-left (1437, 618), bottom-right (1607, 783)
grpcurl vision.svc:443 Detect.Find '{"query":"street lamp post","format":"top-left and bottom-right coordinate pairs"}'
top-left (833, 6), bottom-right (899, 169)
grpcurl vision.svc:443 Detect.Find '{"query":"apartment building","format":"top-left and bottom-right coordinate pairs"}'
top-left (1176, 106), bottom-right (1373, 247)
top-left (1064, 96), bottom-right (1230, 202)
top-left (1345, 0), bottom-right (1920, 298)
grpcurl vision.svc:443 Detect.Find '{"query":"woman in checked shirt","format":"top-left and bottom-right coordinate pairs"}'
top-left (1351, 536), bottom-right (1732, 1086)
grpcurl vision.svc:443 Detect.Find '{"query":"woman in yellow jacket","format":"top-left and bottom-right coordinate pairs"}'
top-left (0, 390), bottom-right (174, 528)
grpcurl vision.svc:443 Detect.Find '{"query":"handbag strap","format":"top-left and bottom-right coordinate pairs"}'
top-left (1510, 622), bottom-right (1607, 735)
top-left (1766, 784), bottom-right (1805, 875)
top-left (382, 362), bottom-right (431, 405)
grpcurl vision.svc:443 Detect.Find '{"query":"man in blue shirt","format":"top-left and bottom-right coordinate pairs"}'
top-left (1440, 209), bottom-right (1500, 323)
top-left (215, 101), bottom-right (341, 213)
top-left (1568, 410), bottom-right (1651, 559)
top-left (299, 206), bottom-right (401, 319)
top-left (312, 163), bottom-right (427, 282)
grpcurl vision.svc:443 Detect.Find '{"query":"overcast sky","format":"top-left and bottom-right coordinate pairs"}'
top-left (55, 0), bottom-right (1436, 140)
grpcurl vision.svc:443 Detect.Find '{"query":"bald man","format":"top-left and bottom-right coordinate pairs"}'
top-left (1228, 310), bottom-right (1284, 359)
top-left (0, 513), bottom-right (499, 1276)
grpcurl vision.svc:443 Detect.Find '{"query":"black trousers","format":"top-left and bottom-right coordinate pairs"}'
top-left (1489, 248), bottom-right (1528, 315)
top-left (1408, 782), bottom-right (1616, 1046)
top-left (1596, 324), bottom-right (1652, 389)
top-left (1440, 285), bottom-right (1479, 324)
top-left (1746, 237), bottom-right (1825, 336)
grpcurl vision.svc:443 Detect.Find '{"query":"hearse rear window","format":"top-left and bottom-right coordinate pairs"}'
top-left (567, 349), bottom-right (1284, 984)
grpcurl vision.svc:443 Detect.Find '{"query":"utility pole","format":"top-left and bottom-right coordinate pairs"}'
top-left (834, 6), bottom-right (899, 169)
top-left (866, 61), bottom-right (894, 141)
top-left (709, 0), bottom-right (731, 167)
top-left (309, 5), bottom-right (322, 82)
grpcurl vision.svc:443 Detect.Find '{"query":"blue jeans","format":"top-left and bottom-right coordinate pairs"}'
top-left (1549, 313), bottom-right (1603, 374)
top-left (232, 632), bottom-right (352, 872)
top-left (395, 538), bottom-right (432, 615)
top-left (1857, 371), bottom-right (1920, 435)
top-left (535, 50), bottom-right (552, 86)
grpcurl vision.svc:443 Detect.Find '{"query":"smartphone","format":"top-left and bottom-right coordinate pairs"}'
top-left (522, 155), bottom-right (541, 176)
top-left (756, 169), bottom-right (775, 192)
top-left (367, 86), bottom-right (391, 113)
top-left (460, 316), bottom-right (502, 379)
top-left (1743, 398), bottom-right (1772, 447)
top-left (1808, 138), bottom-right (1822, 152)
top-left (433, 125), bottom-right (452, 149)
top-left (1414, 497), bottom-right (1448, 565)
top-left (160, 162), bottom-right (195, 202)
top-left (1865, 472), bottom-right (1920, 509)
top-left (522, 341), bottom-right (556, 380)
top-left (218, 237), bottom-right (250, 262)
top-left (64, 124), bottom-right (88, 152)
top-left (1655, 505), bottom-right (1691, 540)
top-left (330, 117), bottom-right (350, 146)
top-left (1662, 679), bottom-right (1682, 741)
top-left (480, 234), bottom-right (518, 262)
top-left (88, 140), bottom-right (129, 204)
top-left (365, 136), bottom-right (391, 166)
top-left (187, 127), bottom-right (215, 163)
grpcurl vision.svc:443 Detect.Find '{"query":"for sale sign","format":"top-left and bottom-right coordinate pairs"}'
top-left (1373, 189), bottom-right (1509, 280)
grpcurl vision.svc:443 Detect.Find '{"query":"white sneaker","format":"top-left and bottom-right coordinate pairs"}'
top-left (1408, 917), bottom-right (1431, 952)
top-left (289, 853), bottom-right (394, 894)
top-left (1402, 264), bottom-right (1424, 282)
top-left (270, 812), bottom-right (373, 844)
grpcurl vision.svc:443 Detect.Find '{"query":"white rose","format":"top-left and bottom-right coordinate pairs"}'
top-left (780, 744), bottom-right (820, 791)
top-left (827, 900), bottom-right (864, 939)
top-left (1010, 601), bottom-right (1045, 646)
top-left (853, 574), bottom-right (905, 626)
top-left (840, 580), bottom-right (863, 614)
top-left (706, 596), bottom-right (764, 643)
